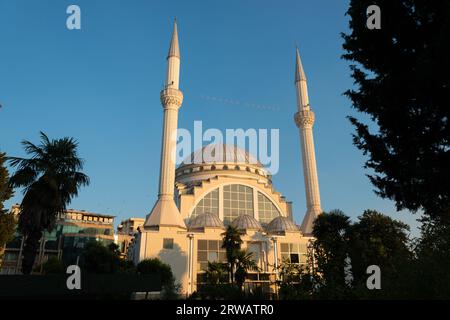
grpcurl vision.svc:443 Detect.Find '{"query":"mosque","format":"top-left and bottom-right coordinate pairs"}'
top-left (130, 20), bottom-right (323, 295)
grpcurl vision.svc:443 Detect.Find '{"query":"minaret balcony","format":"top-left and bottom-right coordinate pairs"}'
top-left (160, 88), bottom-right (183, 107)
top-left (294, 109), bottom-right (315, 128)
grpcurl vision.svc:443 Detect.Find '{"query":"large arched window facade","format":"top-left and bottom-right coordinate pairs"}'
top-left (257, 192), bottom-right (281, 224)
top-left (190, 184), bottom-right (282, 225)
top-left (223, 184), bottom-right (254, 224)
top-left (191, 188), bottom-right (219, 218)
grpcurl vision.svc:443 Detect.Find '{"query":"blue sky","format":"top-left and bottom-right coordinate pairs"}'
top-left (0, 0), bottom-right (421, 236)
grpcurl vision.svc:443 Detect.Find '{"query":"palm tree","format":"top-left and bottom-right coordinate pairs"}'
top-left (221, 225), bottom-right (243, 283)
top-left (234, 249), bottom-right (259, 289)
top-left (8, 132), bottom-right (89, 274)
top-left (205, 261), bottom-right (228, 285)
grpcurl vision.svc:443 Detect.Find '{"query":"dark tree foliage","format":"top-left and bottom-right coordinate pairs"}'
top-left (277, 262), bottom-right (314, 300)
top-left (0, 152), bottom-right (16, 254)
top-left (413, 210), bottom-right (450, 298)
top-left (137, 257), bottom-right (179, 299)
top-left (80, 240), bottom-right (136, 274)
top-left (0, 152), bottom-right (13, 214)
top-left (41, 256), bottom-right (65, 274)
top-left (81, 241), bottom-right (121, 274)
top-left (221, 225), bottom-right (243, 283)
top-left (347, 210), bottom-right (413, 298)
top-left (342, 0), bottom-right (450, 220)
top-left (8, 132), bottom-right (89, 274)
top-left (233, 249), bottom-right (259, 289)
top-left (137, 258), bottom-right (174, 286)
top-left (308, 210), bottom-right (414, 299)
top-left (205, 261), bottom-right (228, 285)
top-left (312, 210), bottom-right (352, 299)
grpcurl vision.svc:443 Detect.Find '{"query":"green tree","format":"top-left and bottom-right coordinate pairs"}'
top-left (0, 213), bottom-right (15, 258)
top-left (413, 213), bottom-right (450, 299)
top-left (80, 240), bottom-right (136, 275)
top-left (342, 0), bottom-right (450, 220)
top-left (312, 210), bottom-right (352, 299)
top-left (311, 209), bottom-right (418, 298)
top-left (277, 261), bottom-right (314, 300)
top-left (81, 240), bottom-right (120, 273)
top-left (348, 210), bottom-right (413, 298)
top-left (0, 151), bottom-right (16, 259)
top-left (41, 256), bottom-right (65, 274)
top-left (234, 249), bottom-right (259, 289)
top-left (137, 258), bottom-right (173, 285)
top-left (8, 132), bottom-right (89, 274)
top-left (0, 152), bottom-right (13, 213)
top-left (137, 258), bottom-right (179, 299)
top-left (205, 261), bottom-right (228, 285)
top-left (221, 225), bottom-right (243, 283)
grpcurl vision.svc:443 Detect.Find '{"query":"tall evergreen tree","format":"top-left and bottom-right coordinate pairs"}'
top-left (342, 0), bottom-right (450, 220)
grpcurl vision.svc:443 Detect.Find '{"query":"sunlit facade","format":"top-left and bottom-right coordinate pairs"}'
top-left (131, 144), bottom-right (314, 295)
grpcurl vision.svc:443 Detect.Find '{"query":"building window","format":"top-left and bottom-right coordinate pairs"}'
top-left (4, 252), bottom-right (18, 261)
top-left (197, 240), bottom-right (226, 271)
top-left (192, 188), bottom-right (219, 218)
top-left (257, 192), bottom-right (281, 225)
top-left (163, 238), bottom-right (174, 250)
top-left (280, 243), bottom-right (307, 264)
top-left (223, 184), bottom-right (254, 224)
top-left (290, 253), bottom-right (300, 263)
top-left (247, 242), bottom-right (261, 266)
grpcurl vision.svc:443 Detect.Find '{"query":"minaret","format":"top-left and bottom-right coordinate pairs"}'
top-left (144, 19), bottom-right (186, 229)
top-left (294, 47), bottom-right (322, 235)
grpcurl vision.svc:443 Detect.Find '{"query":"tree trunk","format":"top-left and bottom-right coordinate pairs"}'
top-left (21, 230), bottom-right (42, 274)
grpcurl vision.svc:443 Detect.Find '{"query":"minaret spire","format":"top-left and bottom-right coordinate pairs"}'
top-left (295, 46), bottom-right (310, 111)
top-left (295, 46), bottom-right (306, 82)
top-left (144, 20), bottom-right (185, 229)
top-left (294, 47), bottom-right (323, 235)
top-left (165, 18), bottom-right (181, 90)
top-left (167, 18), bottom-right (180, 59)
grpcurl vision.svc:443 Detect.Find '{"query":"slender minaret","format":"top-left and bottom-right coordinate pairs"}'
top-left (144, 19), bottom-right (186, 229)
top-left (294, 47), bottom-right (322, 235)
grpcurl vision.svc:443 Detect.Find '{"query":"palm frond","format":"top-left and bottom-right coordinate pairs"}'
top-left (21, 140), bottom-right (44, 159)
top-left (8, 167), bottom-right (38, 189)
top-left (39, 131), bottom-right (51, 147)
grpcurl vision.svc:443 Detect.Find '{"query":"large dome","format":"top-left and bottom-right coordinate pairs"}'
top-left (188, 212), bottom-right (224, 230)
top-left (266, 216), bottom-right (300, 234)
top-left (176, 144), bottom-right (271, 184)
top-left (181, 144), bottom-right (263, 167)
top-left (231, 214), bottom-right (262, 231)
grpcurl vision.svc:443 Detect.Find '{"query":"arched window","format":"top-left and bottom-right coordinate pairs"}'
top-left (223, 184), bottom-right (254, 224)
top-left (257, 192), bottom-right (281, 224)
top-left (191, 188), bottom-right (219, 218)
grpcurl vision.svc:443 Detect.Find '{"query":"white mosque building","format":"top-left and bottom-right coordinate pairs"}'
top-left (131, 20), bottom-right (323, 295)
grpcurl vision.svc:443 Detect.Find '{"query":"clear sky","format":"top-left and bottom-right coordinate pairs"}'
top-left (0, 0), bottom-right (421, 236)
